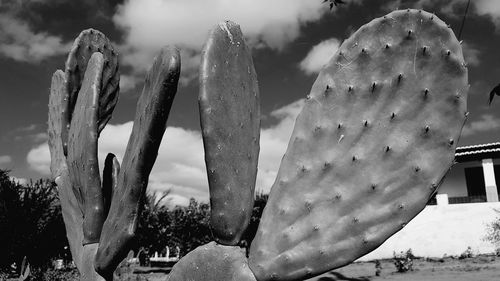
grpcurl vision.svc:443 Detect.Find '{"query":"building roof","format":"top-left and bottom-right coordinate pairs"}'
top-left (455, 142), bottom-right (500, 162)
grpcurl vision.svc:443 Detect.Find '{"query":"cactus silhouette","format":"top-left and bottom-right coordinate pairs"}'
top-left (48, 29), bottom-right (180, 280)
top-left (49, 9), bottom-right (468, 281)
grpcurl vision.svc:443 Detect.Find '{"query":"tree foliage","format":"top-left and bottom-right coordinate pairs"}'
top-left (484, 211), bottom-right (500, 252)
top-left (241, 192), bottom-right (268, 254)
top-left (136, 192), bottom-right (269, 257)
top-left (0, 170), bottom-right (68, 270)
top-left (1, 168), bottom-right (271, 270)
top-left (136, 193), bottom-right (212, 256)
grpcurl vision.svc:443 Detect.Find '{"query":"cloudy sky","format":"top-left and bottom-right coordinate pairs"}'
top-left (1, 0), bottom-right (499, 206)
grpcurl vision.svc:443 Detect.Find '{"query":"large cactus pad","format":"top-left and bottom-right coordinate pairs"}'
top-left (67, 52), bottom-right (106, 244)
top-left (62, 28), bottom-right (119, 155)
top-left (199, 21), bottom-right (260, 245)
top-left (95, 46), bottom-right (181, 276)
top-left (249, 9), bottom-right (468, 281)
top-left (167, 242), bottom-right (257, 281)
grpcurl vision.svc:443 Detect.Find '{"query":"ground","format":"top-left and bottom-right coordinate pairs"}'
top-left (7, 254), bottom-right (500, 280)
top-left (308, 254), bottom-right (500, 281)
top-left (131, 254), bottom-right (500, 281)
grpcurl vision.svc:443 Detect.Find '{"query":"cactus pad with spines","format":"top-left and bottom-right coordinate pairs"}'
top-left (48, 70), bottom-right (69, 180)
top-left (62, 28), bottom-right (119, 155)
top-left (199, 20), bottom-right (260, 245)
top-left (49, 28), bottom-right (182, 280)
top-left (248, 9), bottom-right (468, 281)
top-left (67, 52), bottom-right (106, 244)
top-left (48, 69), bottom-right (85, 269)
top-left (167, 242), bottom-right (257, 281)
top-left (95, 46), bottom-right (181, 276)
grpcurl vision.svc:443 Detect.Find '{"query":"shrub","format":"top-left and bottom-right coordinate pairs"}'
top-left (135, 194), bottom-right (212, 257)
top-left (484, 212), bottom-right (500, 254)
top-left (0, 170), bottom-right (68, 271)
top-left (393, 249), bottom-right (414, 273)
top-left (374, 260), bottom-right (382, 276)
top-left (459, 246), bottom-right (474, 259)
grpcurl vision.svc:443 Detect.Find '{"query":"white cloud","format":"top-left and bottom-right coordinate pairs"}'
top-left (471, 0), bottom-right (500, 30)
top-left (382, 0), bottom-right (402, 11)
top-left (0, 155), bottom-right (12, 165)
top-left (0, 13), bottom-right (70, 62)
top-left (10, 125), bottom-right (47, 143)
top-left (461, 114), bottom-right (500, 136)
top-left (462, 42), bottom-right (480, 67)
top-left (384, 0), bottom-right (500, 29)
top-left (112, 0), bottom-right (364, 87)
top-left (119, 74), bottom-right (141, 93)
top-left (114, 0), bottom-right (328, 52)
top-left (10, 176), bottom-right (28, 186)
top-left (14, 132), bottom-right (48, 143)
top-left (164, 194), bottom-right (191, 208)
top-left (299, 38), bottom-right (341, 74)
top-left (475, 0), bottom-right (500, 22)
top-left (256, 99), bottom-right (304, 193)
top-left (17, 124), bottom-right (37, 132)
top-left (25, 99), bottom-right (305, 205)
top-left (26, 142), bottom-right (51, 174)
top-left (383, 0), bottom-right (461, 14)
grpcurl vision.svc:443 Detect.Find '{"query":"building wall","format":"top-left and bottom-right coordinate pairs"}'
top-left (438, 161), bottom-right (481, 197)
top-left (358, 202), bottom-right (500, 260)
top-left (495, 159), bottom-right (500, 195)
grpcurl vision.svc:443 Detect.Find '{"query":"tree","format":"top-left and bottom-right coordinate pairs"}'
top-left (240, 192), bottom-right (268, 255)
top-left (168, 199), bottom-right (212, 256)
top-left (0, 170), bottom-right (69, 270)
top-left (484, 210), bottom-right (500, 253)
top-left (135, 195), bottom-right (213, 257)
top-left (136, 191), bottom-right (171, 254)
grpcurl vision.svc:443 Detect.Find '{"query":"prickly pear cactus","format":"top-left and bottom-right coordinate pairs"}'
top-left (167, 242), bottom-right (256, 281)
top-left (67, 52), bottom-right (107, 245)
top-left (48, 29), bottom-right (181, 280)
top-left (95, 46), bottom-right (181, 275)
top-left (62, 28), bottom-right (119, 156)
top-left (51, 8), bottom-right (468, 281)
top-left (248, 9), bottom-right (468, 280)
top-left (199, 20), bottom-right (260, 245)
top-left (167, 20), bottom-right (260, 281)
top-left (168, 9), bottom-right (468, 281)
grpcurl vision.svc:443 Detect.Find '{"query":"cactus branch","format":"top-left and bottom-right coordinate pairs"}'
top-left (249, 9), bottom-right (468, 280)
top-left (95, 46), bottom-right (181, 276)
top-left (67, 52), bottom-right (106, 244)
top-left (199, 21), bottom-right (260, 245)
top-left (62, 28), bottom-right (119, 156)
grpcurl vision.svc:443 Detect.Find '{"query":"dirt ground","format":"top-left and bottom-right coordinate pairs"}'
top-left (306, 255), bottom-right (500, 281)
top-left (134, 254), bottom-right (500, 281)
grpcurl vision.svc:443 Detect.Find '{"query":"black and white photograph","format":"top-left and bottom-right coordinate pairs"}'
top-left (1, 0), bottom-right (500, 280)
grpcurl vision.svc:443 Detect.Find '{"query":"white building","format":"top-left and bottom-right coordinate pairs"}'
top-left (361, 142), bottom-right (500, 260)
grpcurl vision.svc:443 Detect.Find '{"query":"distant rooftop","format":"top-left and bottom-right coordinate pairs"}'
top-left (455, 142), bottom-right (500, 162)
